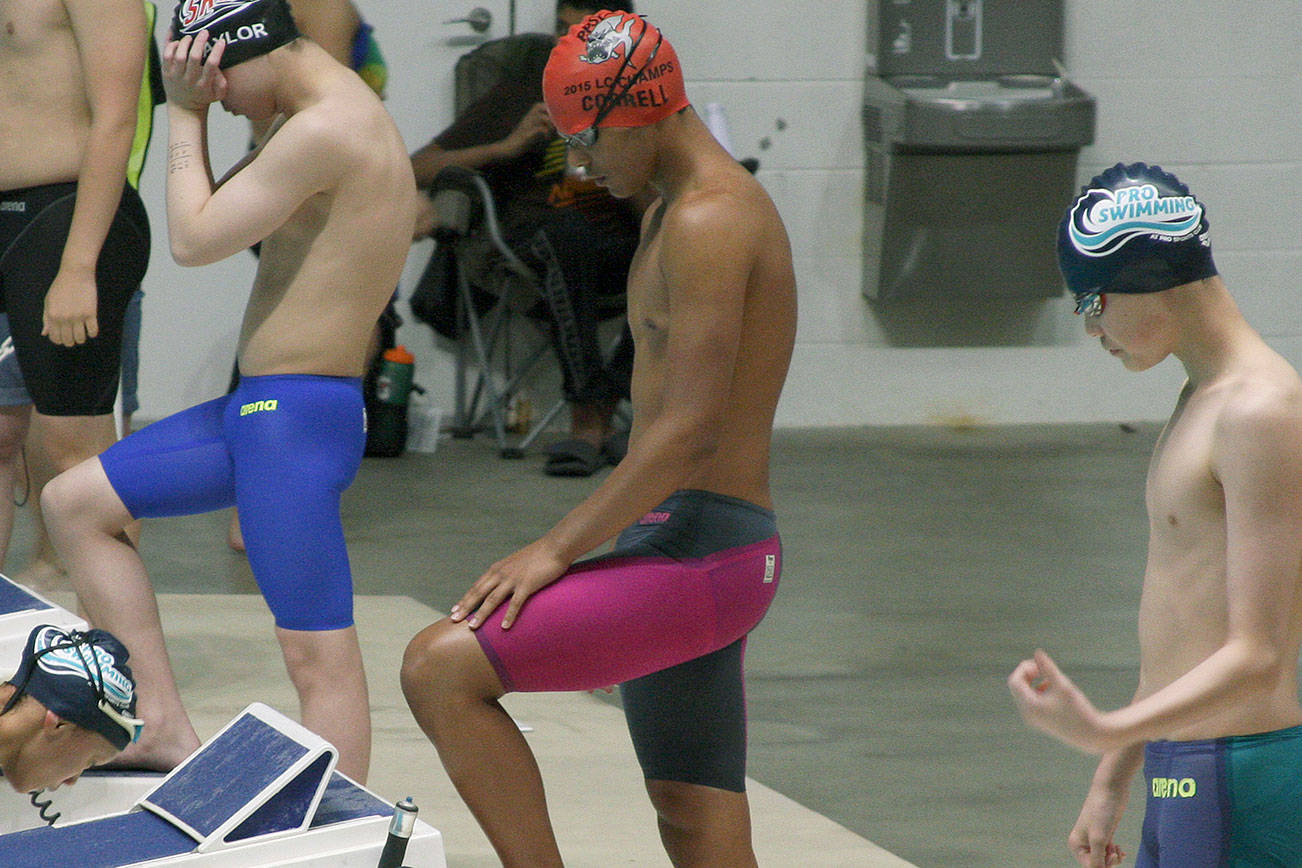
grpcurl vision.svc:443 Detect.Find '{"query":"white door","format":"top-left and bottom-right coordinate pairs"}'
top-left (369, 0), bottom-right (554, 143)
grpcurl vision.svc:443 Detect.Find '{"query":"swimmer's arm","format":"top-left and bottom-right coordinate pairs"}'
top-left (452, 195), bottom-right (754, 628)
top-left (218, 116), bottom-right (287, 190)
top-left (1089, 743), bottom-right (1145, 793)
top-left (538, 195), bottom-right (753, 559)
top-left (1069, 743), bottom-right (1144, 866)
top-left (1094, 396), bottom-right (1302, 748)
top-left (1089, 683), bottom-right (1148, 789)
top-left (411, 141), bottom-right (499, 188)
top-left (44, 0), bottom-right (147, 342)
top-left (411, 103), bottom-right (553, 188)
top-left (168, 112), bottom-right (342, 266)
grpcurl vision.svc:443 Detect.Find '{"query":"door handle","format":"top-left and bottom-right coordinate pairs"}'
top-left (444, 7), bottom-right (492, 33)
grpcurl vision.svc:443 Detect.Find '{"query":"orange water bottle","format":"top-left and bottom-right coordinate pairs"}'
top-left (369, 345), bottom-right (415, 457)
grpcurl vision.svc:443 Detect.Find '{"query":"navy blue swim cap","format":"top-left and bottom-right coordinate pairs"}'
top-left (172, 0), bottom-right (301, 69)
top-left (1058, 162), bottom-right (1217, 301)
top-left (4, 625), bottom-right (143, 751)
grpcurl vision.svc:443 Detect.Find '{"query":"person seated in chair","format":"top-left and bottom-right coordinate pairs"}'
top-left (411, 0), bottom-right (644, 477)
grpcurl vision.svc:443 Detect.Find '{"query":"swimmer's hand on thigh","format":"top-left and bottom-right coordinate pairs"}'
top-left (43, 267), bottom-right (99, 347)
top-left (162, 30), bottom-right (227, 111)
top-left (449, 538), bottom-right (570, 631)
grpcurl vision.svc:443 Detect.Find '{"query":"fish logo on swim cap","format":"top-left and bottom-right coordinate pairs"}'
top-left (1057, 163), bottom-right (1217, 298)
top-left (543, 12), bottom-right (690, 138)
top-left (172, 0), bottom-right (300, 69)
top-left (580, 15), bottom-right (635, 64)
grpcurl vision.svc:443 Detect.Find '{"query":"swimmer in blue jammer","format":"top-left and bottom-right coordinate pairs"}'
top-left (40, 0), bottom-right (416, 782)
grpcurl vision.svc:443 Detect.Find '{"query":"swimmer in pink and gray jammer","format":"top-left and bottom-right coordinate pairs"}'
top-left (400, 10), bottom-right (797, 866)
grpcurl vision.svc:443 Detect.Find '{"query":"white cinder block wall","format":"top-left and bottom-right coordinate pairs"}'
top-left (132, 1), bottom-right (1301, 427)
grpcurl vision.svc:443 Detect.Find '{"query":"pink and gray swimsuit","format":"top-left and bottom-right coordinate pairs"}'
top-left (474, 488), bottom-right (781, 792)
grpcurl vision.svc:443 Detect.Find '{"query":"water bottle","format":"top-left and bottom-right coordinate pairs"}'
top-left (367, 345), bottom-right (415, 457)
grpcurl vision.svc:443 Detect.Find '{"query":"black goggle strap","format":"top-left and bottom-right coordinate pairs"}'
top-left (563, 24), bottom-right (663, 147)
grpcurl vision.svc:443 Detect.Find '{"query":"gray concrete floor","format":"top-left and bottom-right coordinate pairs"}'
top-left (12, 423), bottom-right (1167, 866)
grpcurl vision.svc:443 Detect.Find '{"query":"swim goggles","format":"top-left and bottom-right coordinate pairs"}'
top-left (559, 27), bottom-right (663, 149)
top-left (1073, 291), bottom-right (1105, 318)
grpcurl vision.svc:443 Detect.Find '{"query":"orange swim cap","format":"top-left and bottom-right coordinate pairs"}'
top-left (543, 11), bottom-right (690, 139)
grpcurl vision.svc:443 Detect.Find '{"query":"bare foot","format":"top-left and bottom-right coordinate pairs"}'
top-left (227, 509), bottom-right (245, 553)
top-left (97, 733), bottom-right (200, 773)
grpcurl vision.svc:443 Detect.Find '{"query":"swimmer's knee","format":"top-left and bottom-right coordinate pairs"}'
top-left (645, 779), bottom-right (748, 829)
top-left (645, 779), bottom-right (755, 866)
top-left (41, 458), bottom-right (119, 525)
top-left (401, 619), bottom-right (497, 703)
top-left (400, 620), bottom-right (459, 693)
top-left (276, 626), bottom-right (362, 690)
top-left (645, 779), bottom-right (706, 830)
top-left (33, 413), bottom-right (117, 472)
top-left (40, 463), bottom-right (106, 530)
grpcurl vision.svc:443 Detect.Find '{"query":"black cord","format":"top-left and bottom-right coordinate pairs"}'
top-left (28, 789), bottom-right (59, 826)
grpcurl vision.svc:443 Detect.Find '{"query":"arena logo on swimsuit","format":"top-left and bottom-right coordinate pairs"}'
top-left (1151, 776), bottom-right (1197, 798)
top-left (1068, 183), bottom-right (1203, 257)
top-left (240, 399), bottom-right (278, 416)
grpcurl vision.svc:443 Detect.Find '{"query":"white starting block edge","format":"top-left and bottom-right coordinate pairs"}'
top-left (0, 573), bottom-right (87, 672)
top-left (135, 811), bottom-right (445, 867)
top-left (0, 702), bottom-right (446, 867)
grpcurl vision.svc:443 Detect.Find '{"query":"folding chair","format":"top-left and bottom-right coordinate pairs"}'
top-left (410, 33), bottom-right (629, 459)
top-left (419, 166), bottom-right (564, 457)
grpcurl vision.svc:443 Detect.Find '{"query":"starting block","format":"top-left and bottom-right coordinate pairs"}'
top-left (0, 573), bottom-right (86, 666)
top-left (0, 703), bottom-right (445, 867)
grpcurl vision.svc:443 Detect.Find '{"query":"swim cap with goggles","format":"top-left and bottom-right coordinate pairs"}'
top-left (543, 11), bottom-right (689, 148)
top-left (3, 625), bottom-right (143, 751)
top-left (1058, 162), bottom-right (1217, 312)
top-left (172, 0), bottom-right (301, 69)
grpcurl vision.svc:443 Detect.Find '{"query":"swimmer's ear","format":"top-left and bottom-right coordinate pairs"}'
top-left (42, 710), bottom-right (70, 733)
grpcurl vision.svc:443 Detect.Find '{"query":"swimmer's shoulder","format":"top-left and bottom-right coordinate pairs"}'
top-left (266, 92), bottom-right (387, 170)
top-left (660, 172), bottom-right (768, 248)
top-left (1206, 351), bottom-right (1302, 465)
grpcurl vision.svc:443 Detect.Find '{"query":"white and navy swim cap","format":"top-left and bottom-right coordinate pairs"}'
top-left (4, 625), bottom-right (142, 750)
top-left (1058, 162), bottom-right (1217, 302)
top-left (172, 0), bottom-right (301, 69)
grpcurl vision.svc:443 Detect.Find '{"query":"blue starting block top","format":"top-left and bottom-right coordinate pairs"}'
top-left (145, 712), bottom-right (318, 841)
top-left (0, 704), bottom-right (394, 866)
top-left (0, 813), bottom-right (195, 866)
top-left (0, 576), bottom-right (54, 616)
top-left (0, 773), bottom-right (392, 867)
